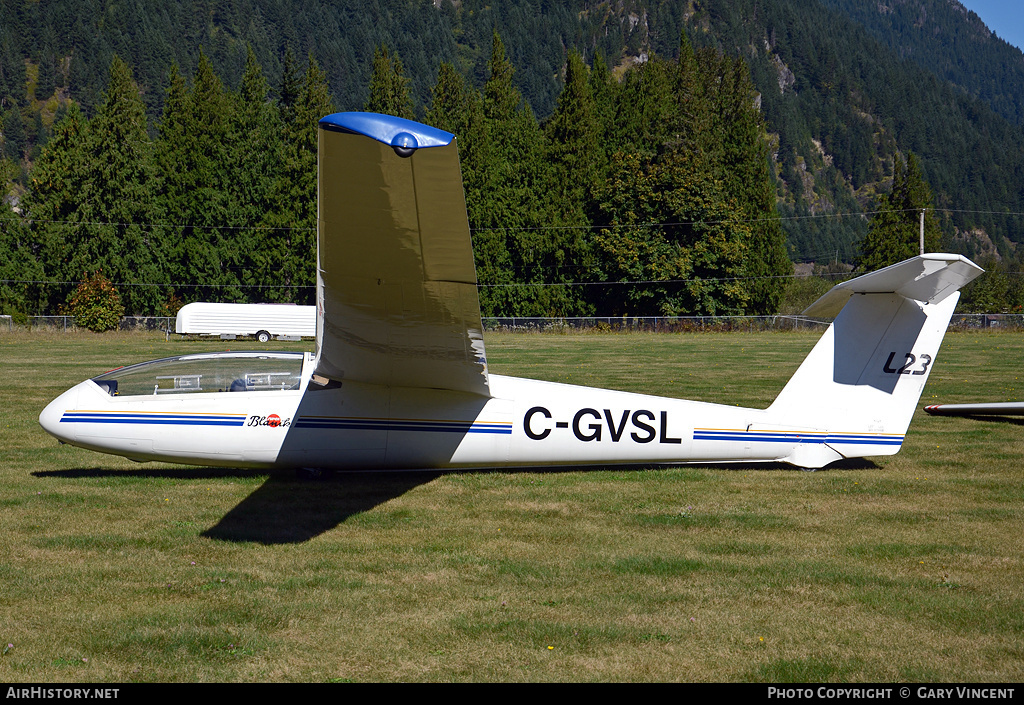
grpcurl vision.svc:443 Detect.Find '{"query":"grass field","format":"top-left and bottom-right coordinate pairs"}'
top-left (1, 328), bottom-right (1023, 682)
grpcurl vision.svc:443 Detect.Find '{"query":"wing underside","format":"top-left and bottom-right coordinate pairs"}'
top-left (314, 113), bottom-right (489, 396)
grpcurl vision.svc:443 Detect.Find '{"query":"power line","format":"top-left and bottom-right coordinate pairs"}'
top-left (1, 206), bottom-right (1016, 293)
top-left (0, 278), bottom-right (314, 289)
top-left (2, 206), bottom-right (1022, 236)
top-left (0, 217), bottom-right (313, 232)
top-left (1, 268), bottom-right (862, 291)
top-left (9, 263), bottom-right (1017, 295)
top-left (479, 272), bottom-right (859, 288)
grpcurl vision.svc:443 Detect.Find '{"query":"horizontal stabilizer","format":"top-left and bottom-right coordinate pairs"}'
top-left (804, 254), bottom-right (983, 318)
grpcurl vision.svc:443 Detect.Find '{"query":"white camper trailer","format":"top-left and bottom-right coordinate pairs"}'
top-left (175, 303), bottom-right (316, 342)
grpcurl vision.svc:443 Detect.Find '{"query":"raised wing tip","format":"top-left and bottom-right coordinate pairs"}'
top-left (319, 112), bottom-right (454, 151)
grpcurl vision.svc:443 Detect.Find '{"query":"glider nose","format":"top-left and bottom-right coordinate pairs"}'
top-left (39, 385), bottom-right (80, 443)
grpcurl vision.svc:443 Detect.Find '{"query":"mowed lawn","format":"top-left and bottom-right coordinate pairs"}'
top-left (1, 328), bottom-right (1022, 682)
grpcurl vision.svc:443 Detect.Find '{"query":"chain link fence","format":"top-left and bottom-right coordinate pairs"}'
top-left (482, 314), bottom-right (1024, 332)
top-left (948, 314), bottom-right (1024, 329)
top-left (482, 315), bottom-right (830, 332)
top-left (0, 316), bottom-right (175, 332)
top-left (2, 313), bottom-right (1023, 334)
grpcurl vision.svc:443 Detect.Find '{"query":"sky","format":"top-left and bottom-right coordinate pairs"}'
top-left (957, 0), bottom-right (1024, 52)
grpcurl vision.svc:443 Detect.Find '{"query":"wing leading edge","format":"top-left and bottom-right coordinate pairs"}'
top-left (314, 112), bottom-right (489, 396)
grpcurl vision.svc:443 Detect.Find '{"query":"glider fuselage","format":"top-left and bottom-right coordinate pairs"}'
top-left (39, 351), bottom-right (889, 471)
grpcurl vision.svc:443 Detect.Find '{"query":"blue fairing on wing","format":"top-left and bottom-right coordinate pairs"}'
top-left (319, 112), bottom-right (454, 150)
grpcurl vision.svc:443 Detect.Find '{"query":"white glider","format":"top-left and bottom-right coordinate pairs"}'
top-left (39, 112), bottom-right (983, 470)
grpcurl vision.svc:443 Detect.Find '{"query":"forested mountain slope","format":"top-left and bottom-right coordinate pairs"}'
top-left (822, 0), bottom-right (1024, 125)
top-left (692, 0), bottom-right (1024, 261)
top-left (1, 0), bottom-right (1021, 296)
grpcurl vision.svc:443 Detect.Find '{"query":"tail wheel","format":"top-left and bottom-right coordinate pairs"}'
top-left (256, 330), bottom-right (271, 343)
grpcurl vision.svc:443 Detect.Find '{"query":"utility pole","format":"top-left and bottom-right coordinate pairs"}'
top-left (920, 208), bottom-right (925, 255)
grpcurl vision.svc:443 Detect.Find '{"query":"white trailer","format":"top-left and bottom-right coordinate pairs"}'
top-left (175, 303), bottom-right (316, 342)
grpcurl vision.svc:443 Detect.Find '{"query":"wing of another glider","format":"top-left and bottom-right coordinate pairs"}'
top-left (314, 112), bottom-right (489, 396)
top-left (925, 402), bottom-right (1024, 416)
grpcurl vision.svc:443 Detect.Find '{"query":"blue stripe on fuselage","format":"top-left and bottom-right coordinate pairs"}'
top-left (693, 429), bottom-right (903, 446)
top-left (60, 412), bottom-right (246, 427)
top-left (294, 417), bottom-right (512, 434)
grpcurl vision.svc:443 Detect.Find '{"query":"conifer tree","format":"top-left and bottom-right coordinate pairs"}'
top-left (857, 153), bottom-right (941, 271)
top-left (80, 56), bottom-right (160, 314)
top-left (1, 109), bottom-right (26, 162)
top-left (0, 198), bottom-right (43, 315)
top-left (477, 31), bottom-right (583, 316)
top-left (154, 51), bottom-right (240, 304)
top-left (425, 62), bottom-right (477, 138)
top-left (268, 54), bottom-right (334, 305)
top-left (609, 55), bottom-right (676, 154)
top-left (699, 51), bottom-right (790, 314)
top-left (278, 47), bottom-right (302, 122)
top-left (363, 47), bottom-right (416, 119)
top-left (23, 103), bottom-right (89, 312)
top-left (188, 50), bottom-right (232, 224)
top-left (425, 62), bottom-right (487, 230)
top-left (474, 31), bottom-right (526, 316)
top-left (229, 47), bottom-right (287, 301)
top-left (586, 51), bottom-right (617, 178)
top-left (673, 31), bottom-right (712, 156)
top-left (483, 31), bottom-right (521, 124)
top-left (26, 57), bottom-right (159, 313)
top-left (544, 49), bottom-right (599, 226)
top-left (154, 64), bottom-right (194, 223)
top-left (960, 256), bottom-right (1014, 313)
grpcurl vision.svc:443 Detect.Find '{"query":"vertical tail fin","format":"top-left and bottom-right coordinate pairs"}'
top-left (768, 254), bottom-right (982, 467)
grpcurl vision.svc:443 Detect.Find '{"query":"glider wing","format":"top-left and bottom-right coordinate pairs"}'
top-left (314, 112), bottom-right (489, 396)
top-left (925, 402), bottom-right (1024, 416)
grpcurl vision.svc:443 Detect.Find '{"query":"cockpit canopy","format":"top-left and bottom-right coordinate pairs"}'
top-left (91, 352), bottom-right (305, 397)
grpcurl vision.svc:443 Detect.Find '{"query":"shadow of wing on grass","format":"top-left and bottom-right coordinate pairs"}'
top-left (201, 471), bottom-right (442, 544)
top-left (35, 457), bottom-right (874, 545)
top-left (34, 467), bottom-right (264, 480)
top-left (34, 466), bottom-right (441, 544)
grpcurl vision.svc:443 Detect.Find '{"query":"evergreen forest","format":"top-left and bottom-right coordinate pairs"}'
top-left (1, 0), bottom-right (1023, 317)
